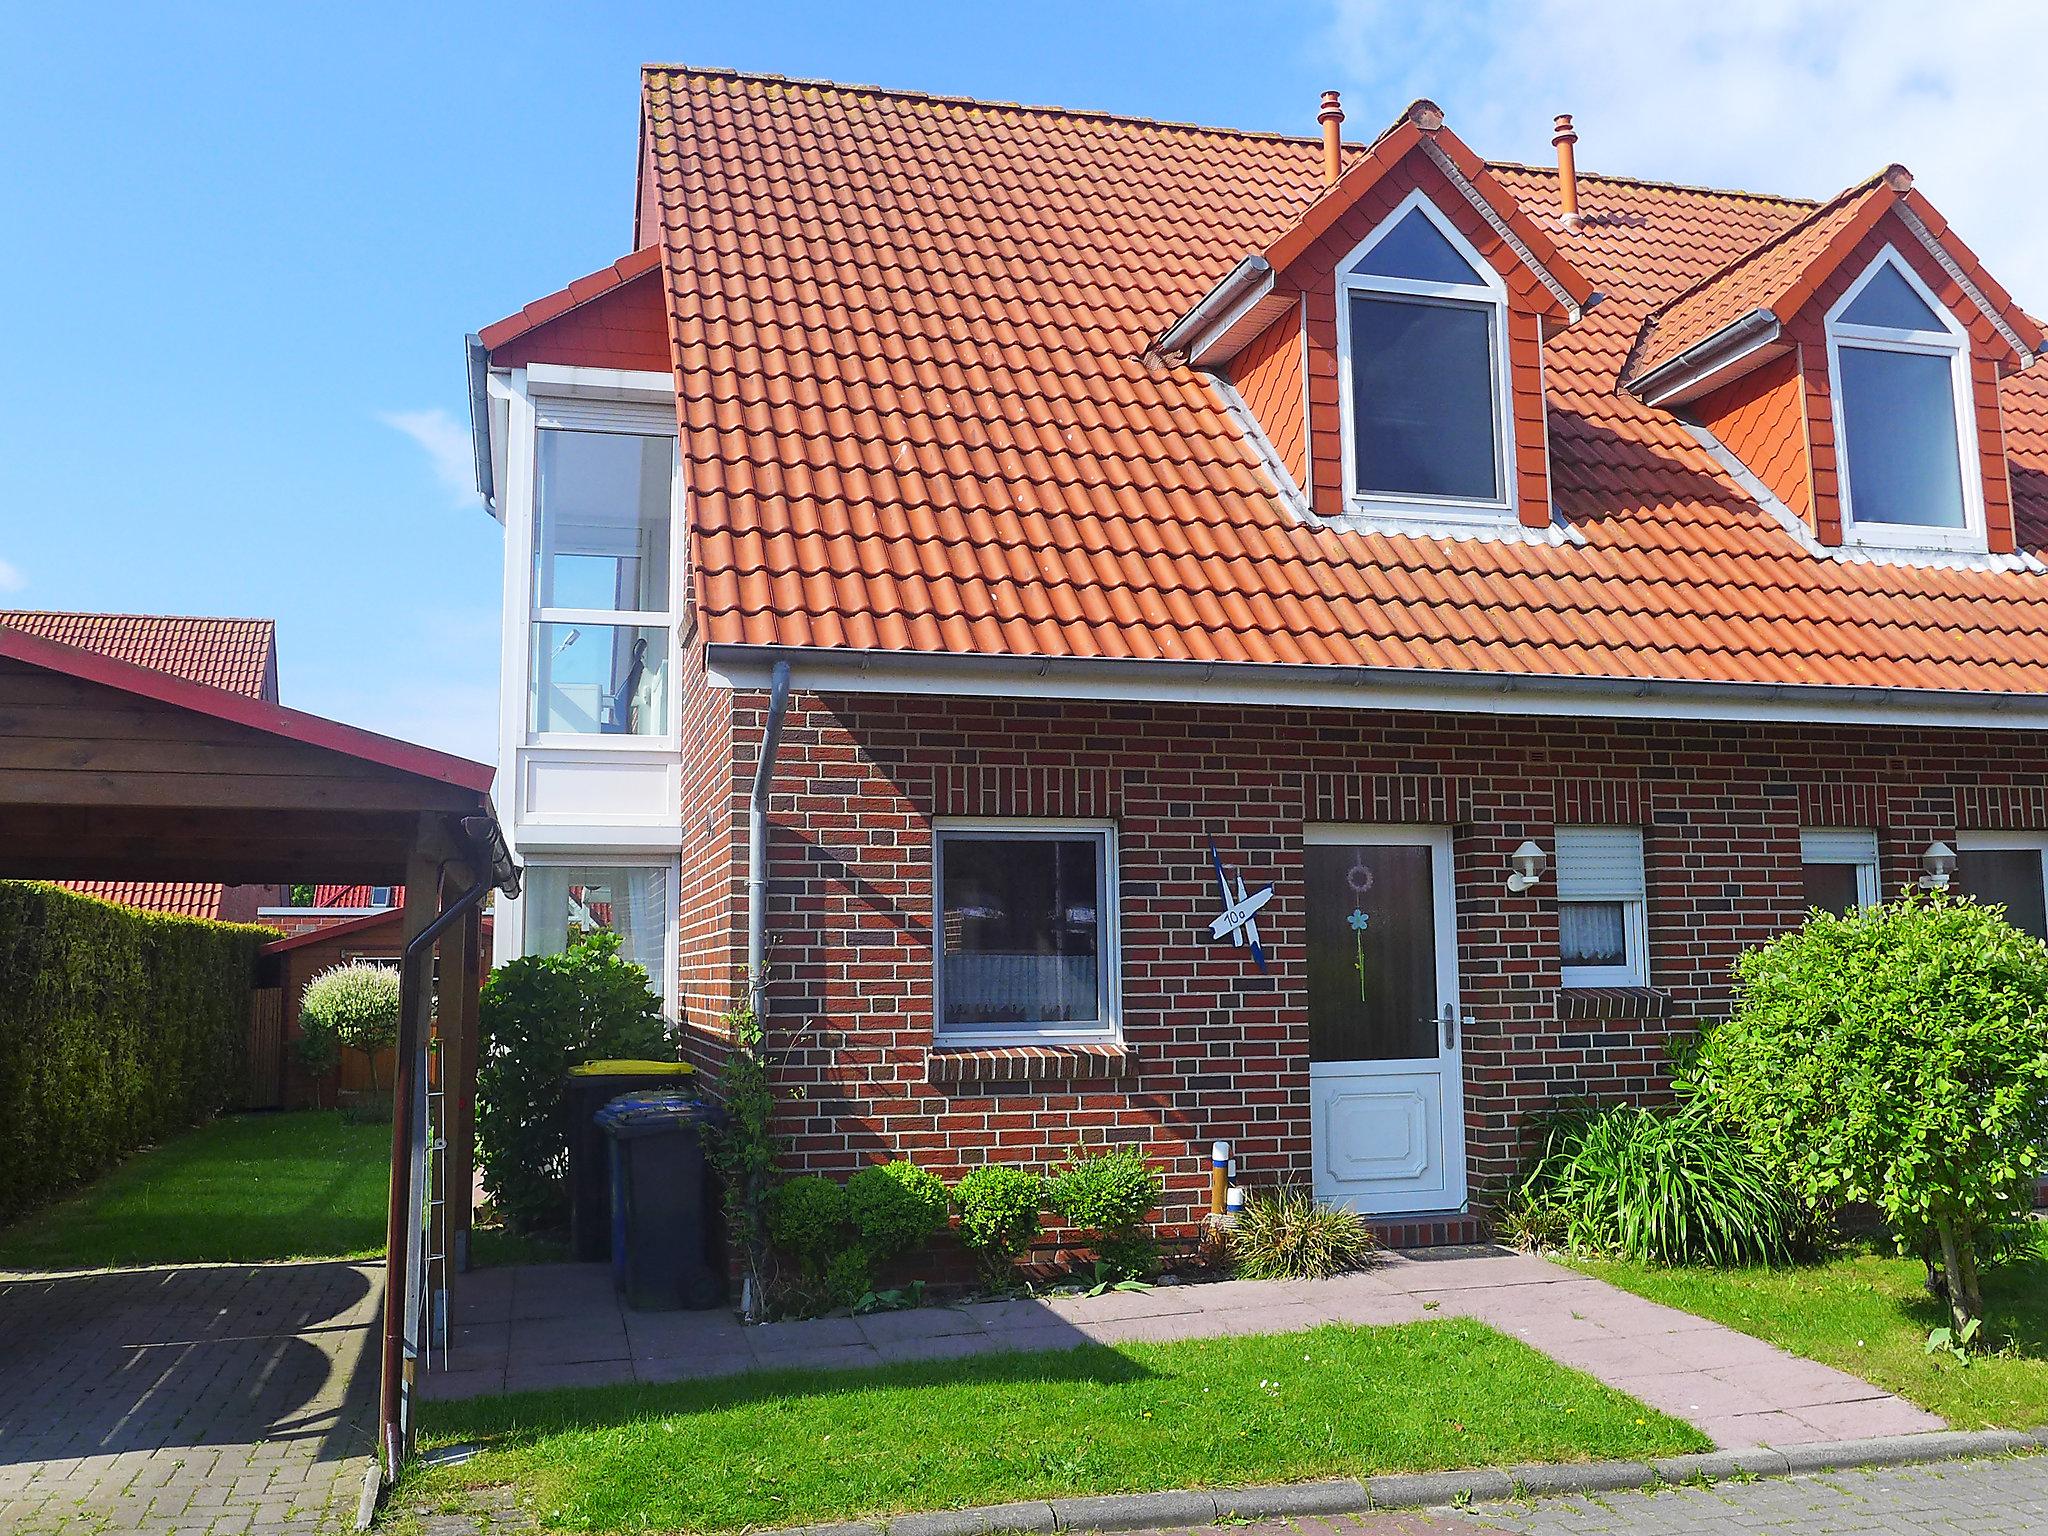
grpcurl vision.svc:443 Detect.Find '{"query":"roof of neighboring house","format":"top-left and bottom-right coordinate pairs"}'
top-left (617, 67), bottom-right (2048, 699)
top-left (314, 884), bottom-right (406, 909)
top-left (0, 611), bottom-right (278, 700)
top-left (62, 883), bottom-right (240, 920)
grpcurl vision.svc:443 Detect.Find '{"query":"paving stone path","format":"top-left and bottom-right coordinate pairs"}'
top-left (430, 1248), bottom-right (1939, 1449)
top-left (1095, 1454), bottom-right (2048, 1535)
top-left (0, 1260), bottom-right (382, 1534)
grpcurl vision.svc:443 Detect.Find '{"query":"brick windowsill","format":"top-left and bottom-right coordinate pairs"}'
top-left (927, 1042), bottom-right (1131, 1087)
top-left (1557, 986), bottom-right (1670, 1022)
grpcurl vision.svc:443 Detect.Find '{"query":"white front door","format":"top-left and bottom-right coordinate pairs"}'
top-left (1305, 826), bottom-right (1467, 1214)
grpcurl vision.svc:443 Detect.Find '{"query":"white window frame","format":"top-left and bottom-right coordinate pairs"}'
top-left (524, 393), bottom-right (683, 751)
top-left (932, 818), bottom-right (1121, 1047)
top-left (1335, 187), bottom-right (1518, 527)
top-left (1555, 826), bottom-right (1649, 988)
top-left (1824, 247), bottom-right (1986, 553)
top-left (509, 854), bottom-right (681, 1016)
top-left (1953, 831), bottom-right (2048, 935)
top-left (1799, 828), bottom-right (1880, 910)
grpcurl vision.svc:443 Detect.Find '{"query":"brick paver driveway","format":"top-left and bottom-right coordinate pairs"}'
top-left (0, 1260), bottom-right (382, 1534)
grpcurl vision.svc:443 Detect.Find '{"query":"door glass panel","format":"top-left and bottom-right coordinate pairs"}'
top-left (1955, 849), bottom-right (2048, 940)
top-left (1305, 842), bottom-right (1438, 1063)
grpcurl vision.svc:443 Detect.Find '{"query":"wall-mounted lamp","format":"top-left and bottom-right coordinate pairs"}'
top-left (1918, 841), bottom-right (1957, 892)
top-left (1506, 839), bottom-right (1549, 894)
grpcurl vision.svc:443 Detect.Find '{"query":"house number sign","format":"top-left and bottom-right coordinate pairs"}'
top-left (1207, 839), bottom-right (1273, 973)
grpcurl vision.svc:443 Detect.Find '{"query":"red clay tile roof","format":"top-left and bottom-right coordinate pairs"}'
top-left (477, 247), bottom-right (663, 354)
top-left (637, 68), bottom-right (2048, 696)
top-left (0, 611), bottom-right (277, 700)
top-left (62, 883), bottom-right (235, 920)
top-left (313, 884), bottom-right (405, 909)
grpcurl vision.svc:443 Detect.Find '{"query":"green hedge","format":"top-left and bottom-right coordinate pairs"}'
top-left (0, 882), bottom-right (273, 1226)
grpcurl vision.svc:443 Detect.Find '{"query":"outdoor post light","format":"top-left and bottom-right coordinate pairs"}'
top-left (1506, 839), bottom-right (1549, 894)
top-left (1918, 841), bottom-right (1957, 891)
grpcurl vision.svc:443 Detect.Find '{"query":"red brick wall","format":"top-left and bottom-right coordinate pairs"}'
top-left (683, 685), bottom-right (2046, 1236)
top-left (677, 637), bottom-right (741, 1082)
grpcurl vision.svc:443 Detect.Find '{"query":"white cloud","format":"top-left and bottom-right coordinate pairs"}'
top-left (1321, 0), bottom-right (2048, 301)
top-left (0, 557), bottom-right (23, 594)
top-left (379, 407), bottom-right (479, 509)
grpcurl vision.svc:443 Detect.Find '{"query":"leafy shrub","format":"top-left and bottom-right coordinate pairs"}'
top-left (847, 1160), bottom-right (949, 1263)
top-left (822, 1246), bottom-right (873, 1310)
top-left (1514, 1100), bottom-right (1809, 1267)
top-left (0, 882), bottom-right (270, 1225)
top-left (475, 932), bottom-right (671, 1234)
top-left (953, 1165), bottom-right (1044, 1285)
top-left (1227, 1186), bottom-right (1379, 1279)
top-left (1695, 892), bottom-right (2048, 1337)
top-left (767, 1174), bottom-right (850, 1278)
top-left (1047, 1146), bottom-right (1163, 1280)
top-left (298, 962), bottom-right (400, 1091)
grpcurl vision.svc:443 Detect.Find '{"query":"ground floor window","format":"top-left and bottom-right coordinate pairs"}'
top-left (1954, 834), bottom-right (2048, 940)
top-left (1800, 828), bottom-right (1880, 914)
top-left (520, 863), bottom-right (673, 997)
top-left (1555, 826), bottom-right (1648, 986)
top-left (933, 821), bottom-right (1117, 1044)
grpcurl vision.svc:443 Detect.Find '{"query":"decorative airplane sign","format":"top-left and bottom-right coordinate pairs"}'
top-left (1207, 839), bottom-right (1273, 973)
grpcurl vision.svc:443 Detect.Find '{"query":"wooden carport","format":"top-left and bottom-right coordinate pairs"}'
top-left (0, 625), bottom-right (518, 1479)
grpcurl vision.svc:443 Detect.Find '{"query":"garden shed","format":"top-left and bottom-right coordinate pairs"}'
top-left (0, 623), bottom-right (518, 1473)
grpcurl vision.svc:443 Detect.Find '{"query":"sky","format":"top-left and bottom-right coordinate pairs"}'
top-left (4, 0), bottom-right (2044, 761)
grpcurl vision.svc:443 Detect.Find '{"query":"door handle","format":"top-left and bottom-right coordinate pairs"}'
top-left (1441, 1003), bottom-right (1461, 1050)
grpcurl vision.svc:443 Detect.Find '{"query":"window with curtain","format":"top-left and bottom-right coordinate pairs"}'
top-left (521, 864), bottom-right (671, 995)
top-left (1556, 826), bottom-right (1647, 986)
top-left (934, 825), bottom-right (1116, 1042)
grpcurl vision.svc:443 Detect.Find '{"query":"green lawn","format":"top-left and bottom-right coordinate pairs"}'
top-left (1575, 1223), bottom-right (2048, 1430)
top-left (0, 1110), bottom-right (389, 1269)
top-left (403, 1319), bottom-right (1705, 1534)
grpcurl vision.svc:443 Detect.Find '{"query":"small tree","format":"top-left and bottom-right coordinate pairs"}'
top-left (299, 962), bottom-right (401, 1092)
top-left (476, 931), bottom-right (671, 1234)
top-left (1696, 893), bottom-right (2048, 1340)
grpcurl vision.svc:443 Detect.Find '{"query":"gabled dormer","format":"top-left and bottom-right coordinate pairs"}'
top-left (1624, 168), bottom-right (2046, 559)
top-left (1157, 99), bottom-right (1594, 538)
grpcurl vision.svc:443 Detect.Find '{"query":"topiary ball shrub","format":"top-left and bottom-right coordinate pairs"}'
top-left (1227, 1186), bottom-right (1379, 1280)
top-left (475, 931), bottom-right (671, 1235)
top-left (847, 1160), bottom-right (949, 1265)
top-left (1047, 1146), bottom-right (1162, 1281)
top-left (1512, 1100), bottom-right (1809, 1267)
top-left (768, 1174), bottom-right (852, 1281)
top-left (1695, 891), bottom-right (2048, 1339)
top-left (299, 962), bottom-right (401, 1091)
top-left (952, 1164), bottom-right (1044, 1287)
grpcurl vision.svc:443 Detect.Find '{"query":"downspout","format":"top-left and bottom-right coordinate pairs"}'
top-left (746, 659), bottom-right (794, 1021)
top-left (380, 867), bottom-right (494, 1478)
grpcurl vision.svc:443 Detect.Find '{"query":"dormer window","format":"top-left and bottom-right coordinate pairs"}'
top-left (1337, 191), bottom-right (1514, 522)
top-left (1826, 249), bottom-right (1984, 550)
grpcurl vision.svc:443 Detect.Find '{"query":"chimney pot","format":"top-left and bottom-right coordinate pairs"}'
top-left (1319, 91), bottom-right (1344, 186)
top-left (1552, 112), bottom-right (1580, 227)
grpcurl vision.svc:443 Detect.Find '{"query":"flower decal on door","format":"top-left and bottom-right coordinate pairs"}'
top-left (1348, 908), bottom-right (1371, 1001)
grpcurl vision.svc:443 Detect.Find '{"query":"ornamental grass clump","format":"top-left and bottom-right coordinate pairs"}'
top-left (298, 962), bottom-right (401, 1092)
top-left (1695, 891), bottom-right (2048, 1344)
top-left (1512, 1099), bottom-right (1809, 1268)
top-left (1227, 1186), bottom-right (1379, 1280)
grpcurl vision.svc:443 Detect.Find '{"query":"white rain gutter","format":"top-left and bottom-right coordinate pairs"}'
top-left (1628, 308), bottom-right (1782, 408)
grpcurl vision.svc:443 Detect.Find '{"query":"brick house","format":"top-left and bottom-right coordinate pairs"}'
top-left (0, 610), bottom-right (286, 922)
top-left (465, 71), bottom-right (2048, 1242)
